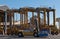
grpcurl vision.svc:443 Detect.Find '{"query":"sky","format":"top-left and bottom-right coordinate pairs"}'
top-left (0, 0), bottom-right (60, 28)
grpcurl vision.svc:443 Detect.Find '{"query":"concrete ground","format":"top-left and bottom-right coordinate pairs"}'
top-left (0, 34), bottom-right (60, 39)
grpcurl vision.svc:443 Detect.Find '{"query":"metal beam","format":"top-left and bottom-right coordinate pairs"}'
top-left (53, 10), bottom-right (55, 26)
top-left (44, 9), bottom-right (46, 27)
top-left (47, 11), bottom-right (49, 26)
top-left (20, 14), bottom-right (23, 25)
top-left (37, 11), bottom-right (40, 27)
top-left (37, 11), bottom-right (40, 31)
top-left (24, 11), bottom-right (28, 28)
top-left (4, 11), bottom-right (7, 35)
top-left (13, 13), bottom-right (14, 26)
top-left (10, 13), bottom-right (12, 34)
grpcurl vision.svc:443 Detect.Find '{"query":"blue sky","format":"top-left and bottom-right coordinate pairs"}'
top-left (0, 0), bottom-right (59, 17)
top-left (0, 0), bottom-right (60, 28)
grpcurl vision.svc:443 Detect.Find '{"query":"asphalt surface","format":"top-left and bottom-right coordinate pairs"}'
top-left (0, 34), bottom-right (60, 39)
